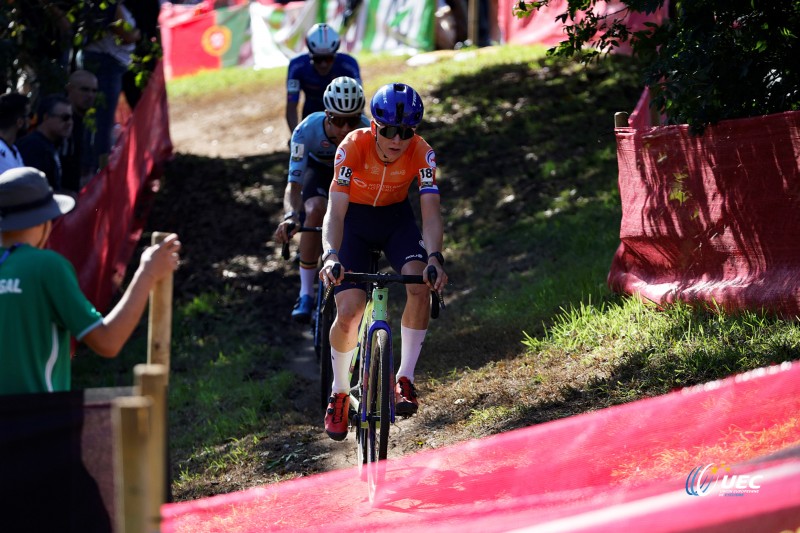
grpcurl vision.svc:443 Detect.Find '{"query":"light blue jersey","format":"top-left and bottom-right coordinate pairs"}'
top-left (288, 111), bottom-right (369, 184)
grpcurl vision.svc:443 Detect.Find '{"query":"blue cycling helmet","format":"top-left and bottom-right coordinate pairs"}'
top-left (370, 83), bottom-right (424, 127)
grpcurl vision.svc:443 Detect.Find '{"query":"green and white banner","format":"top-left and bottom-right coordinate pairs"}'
top-left (249, 0), bottom-right (435, 70)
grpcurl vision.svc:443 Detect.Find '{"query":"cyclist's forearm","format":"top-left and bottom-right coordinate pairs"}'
top-left (420, 197), bottom-right (444, 254)
top-left (322, 192), bottom-right (349, 257)
top-left (284, 182), bottom-right (302, 215)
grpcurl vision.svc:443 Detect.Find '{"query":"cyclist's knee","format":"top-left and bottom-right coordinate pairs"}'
top-left (304, 197), bottom-right (326, 224)
top-left (406, 283), bottom-right (428, 299)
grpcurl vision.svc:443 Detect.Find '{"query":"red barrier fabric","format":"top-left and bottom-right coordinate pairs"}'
top-left (48, 61), bottom-right (173, 313)
top-left (161, 362), bottom-right (800, 532)
top-left (608, 110), bottom-right (800, 316)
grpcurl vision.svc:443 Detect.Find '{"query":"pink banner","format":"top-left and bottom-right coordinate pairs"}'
top-left (608, 110), bottom-right (800, 316)
top-left (161, 361), bottom-right (800, 531)
top-left (48, 61), bottom-right (173, 313)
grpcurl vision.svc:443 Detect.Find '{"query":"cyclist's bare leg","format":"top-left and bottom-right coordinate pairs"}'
top-left (299, 196), bottom-right (326, 263)
top-left (328, 288), bottom-right (366, 393)
top-left (330, 288), bottom-right (366, 351)
top-left (397, 260), bottom-right (429, 394)
top-left (400, 260), bottom-right (431, 331)
top-left (297, 197), bottom-right (326, 301)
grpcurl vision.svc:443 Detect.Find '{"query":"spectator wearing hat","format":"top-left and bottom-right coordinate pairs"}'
top-left (17, 94), bottom-right (73, 192)
top-left (0, 167), bottom-right (181, 395)
top-left (0, 92), bottom-right (30, 174)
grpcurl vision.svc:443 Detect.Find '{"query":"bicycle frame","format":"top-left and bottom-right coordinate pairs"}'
top-left (349, 284), bottom-right (395, 425)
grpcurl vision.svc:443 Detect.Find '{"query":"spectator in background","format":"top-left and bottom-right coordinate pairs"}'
top-left (17, 94), bottom-right (73, 192)
top-left (286, 23), bottom-right (361, 135)
top-left (80, 0), bottom-right (141, 170)
top-left (61, 70), bottom-right (99, 193)
top-left (0, 93), bottom-right (30, 174)
top-left (0, 167), bottom-right (181, 395)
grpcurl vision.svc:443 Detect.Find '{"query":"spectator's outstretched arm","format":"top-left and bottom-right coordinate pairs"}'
top-left (82, 234), bottom-right (181, 357)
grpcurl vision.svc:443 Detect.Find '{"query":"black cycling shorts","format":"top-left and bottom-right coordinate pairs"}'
top-left (301, 158), bottom-right (334, 202)
top-left (335, 200), bottom-right (427, 294)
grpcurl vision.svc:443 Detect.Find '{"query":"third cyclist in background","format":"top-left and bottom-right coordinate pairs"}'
top-left (274, 77), bottom-right (369, 323)
top-left (285, 23), bottom-right (362, 135)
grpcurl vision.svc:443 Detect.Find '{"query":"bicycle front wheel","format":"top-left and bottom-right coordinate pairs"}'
top-left (364, 328), bottom-right (390, 501)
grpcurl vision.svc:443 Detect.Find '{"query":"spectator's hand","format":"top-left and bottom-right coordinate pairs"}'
top-left (139, 233), bottom-right (181, 282)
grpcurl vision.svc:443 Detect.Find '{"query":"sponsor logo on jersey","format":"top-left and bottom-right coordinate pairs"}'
top-left (353, 177), bottom-right (367, 188)
top-left (287, 79), bottom-right (300, 93)
top-left (321, 140), bottom-right (331, 148)
top-left (334, 147), bottom-right (346, 166)
top-left (291, 169), bottom-right (302, 177)
top-left (425, 149), bottom-right (436, 168)
top-left (390, 169), bottom-right (406, 176)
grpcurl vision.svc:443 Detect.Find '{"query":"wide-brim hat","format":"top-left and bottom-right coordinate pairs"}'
top-left (0, 167), bottom-right (75, 231)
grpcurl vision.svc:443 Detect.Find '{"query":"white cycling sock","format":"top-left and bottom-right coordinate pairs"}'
top-left (331, 346), bottom-right (355, 394)
top-left (299, 265), bottom-right (316, 297)
top-left (397, 325), bottom-right (427, 383)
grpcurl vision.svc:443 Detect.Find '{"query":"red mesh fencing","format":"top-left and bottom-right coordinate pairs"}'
top-left (161, 362), bottom-right (800, 532)
top-left (48, 61), bottom-right (173, 314)
top-left (608, 110), bottom-right (800, 316)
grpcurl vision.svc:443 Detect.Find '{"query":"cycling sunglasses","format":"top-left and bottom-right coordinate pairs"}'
top-left (376, 123), bottom-right (416, 140)
top-left (328, 114), bottom-right (361, 128)
top-left (311, 54), bottom-right (334, 64)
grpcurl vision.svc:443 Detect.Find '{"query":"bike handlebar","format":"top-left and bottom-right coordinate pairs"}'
top-left (280, 222), bottom-right (322, 260)
top-left (329, 264), bottom-right (444, 318)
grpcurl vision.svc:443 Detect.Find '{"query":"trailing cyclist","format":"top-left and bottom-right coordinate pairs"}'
top-left (319, 82), bottom-right (448, 441)
top-left (274, 77), bottom-right (369, 323)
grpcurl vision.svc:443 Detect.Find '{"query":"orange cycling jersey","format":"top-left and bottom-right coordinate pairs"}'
top-left (331, 128), bottom-right (438, 206)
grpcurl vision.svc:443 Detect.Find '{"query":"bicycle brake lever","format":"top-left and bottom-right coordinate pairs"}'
top-left (280, 222), bottom-right (296, 260)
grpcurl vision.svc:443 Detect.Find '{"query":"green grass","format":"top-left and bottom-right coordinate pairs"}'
top-left (74, 44), bottom-right (800, 500)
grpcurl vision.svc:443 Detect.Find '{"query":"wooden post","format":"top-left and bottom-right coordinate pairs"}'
top-left (615, 111), bottom-right (630, 128)
top-left (147, 232), bottom-right (173, 381)
top-left (113, 396), bottom-right (153, 533)
top-left (135, 364), bottom-right (168, 532)
top-left (467, 0), bottom-right (479, 46)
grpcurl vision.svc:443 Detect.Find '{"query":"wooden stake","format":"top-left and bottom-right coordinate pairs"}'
top-left (113, 396), bottom-right (153, 533)
top-left (135, 364), bottom-right (168, 531)
top-left (147, 232), bottom-right (173, 381)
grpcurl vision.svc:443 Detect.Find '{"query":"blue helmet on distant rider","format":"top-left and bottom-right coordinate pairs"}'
top-left (370, 83), bottom-right (424, 128)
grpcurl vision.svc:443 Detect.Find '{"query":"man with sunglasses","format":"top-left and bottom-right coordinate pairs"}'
top-left (17, 94), bottom-right (74, 193)
top-left (319, 83), bottom-right (448, 441)
top-left (285, 23), bottom-right (361, 135)
top-left (274, 77), bottom-right (369, 323)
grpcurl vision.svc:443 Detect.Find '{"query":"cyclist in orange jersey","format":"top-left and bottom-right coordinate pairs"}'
top-left (319, 83), bottom-right (448, 441)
